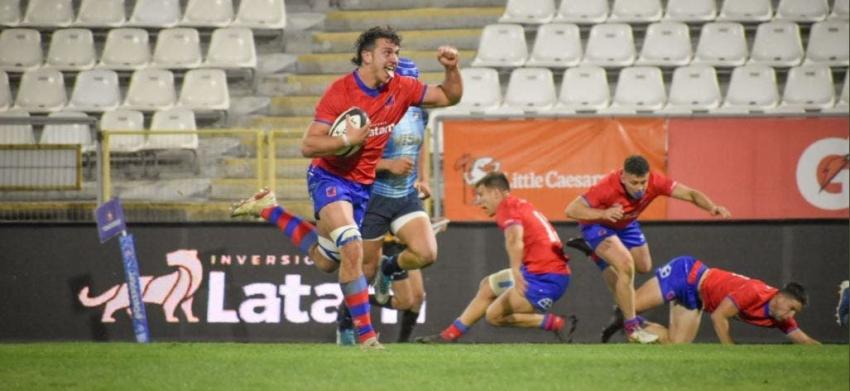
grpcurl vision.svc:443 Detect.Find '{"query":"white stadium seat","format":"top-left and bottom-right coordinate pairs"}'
top-left (129, 0), bottom-right (180, 28)
top-left (605, 66), bottom-right (666, 113)
top-left (99, 28), bottom-right (151, 71)
top-left (720, 65), bottom-right (780, 112)
top-left (525, 23), bottom-right (581, 68)
top-left (636, 22), bottom-right (692, 67)
top-left (205, 27), bottom-right (257, 69)
top-left (774, 0), bottom-right (829, 22)
top-left (67, 69), bottom-right (121, 112)
top-left (664, 0), bottom-right (716, 22)
top-left (826, 70), bottom-right (849, 112)
top-left (40, 111), bottom-right (95, 153)
top-left (146, 108), bottom-right (198, 150)
top-left (554, 0), bottom-right (608, 24)
top-left (471, 24), bottom-right (528, 68)
top-left (152, 28), bottom-right (202, 69)
top-left (0, 0), bottom-right (22, 26)
top-left (583, 23), bottom-right (635, 67)
top-left (609, 0), bottom-right (662, 23)
top-left (717, 0), bottom-right (773, 22)
top-left (779, 65), bottom-right (835, 111)
top-left (693, 22), bottom-right (748, 67)
top-left (663, 65), bottom-right (721, 113)
top-left (101, 110), bottom-right (146, 153)
top-left (233, 0), bottom-right (286, 29)
top-left (0, 70), bottom-right (10, 110)
top-left (804, 21), bottom-right (849, 66)
top-left (75, 0), bottom-right (126, 27)
top-left (748, 22), bottom-right (804, 67)
top-left (14, 69), bottom-right (66, 112)
top-left (0, 110), bottom-right (34, 144)
top-left (123, 69), bottom-right (177, 111)
top-left (453, 67), bottom-right (501, 112)
top-left (182, 0), bottom-right (233, 27)
top-left (499, 0), bottom-right (555, 24)
top-left (0, 28), bottom-right (42, 72)
top-left (178, 69), bottom-right (230, 111)
top-left (500, 67), bottom-right (556, 113)
top-left (830, 0), bottom-right (850, 20)
top-left (22, 0), bottom-right (73, 27)
top-left (553, 65), bottom-right (610, 113)
top-left (46, 28), bottom-right (96, 71)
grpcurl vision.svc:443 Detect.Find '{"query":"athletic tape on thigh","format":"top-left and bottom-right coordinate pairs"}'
top-left (390, 211), bottom-right (429, 235)
top-left (329, 224), bottom-right (361, 248)
top-left (487, 268), bottom-right (515, 296)
top-left (316, 235), bottom-right (341, 263)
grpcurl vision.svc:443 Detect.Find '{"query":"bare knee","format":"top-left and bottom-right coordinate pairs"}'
top-left (393, 293), bottom-right (415, 311)
top-left (485, 307), bottom-right (506, 327)
top-left (407, 244), bottom-right (437, 268)
top-left (634, 262), bottom-right (652, 274)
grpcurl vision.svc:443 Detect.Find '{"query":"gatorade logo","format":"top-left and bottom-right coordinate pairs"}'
top-left (796, 138), bottom-right (849, 210)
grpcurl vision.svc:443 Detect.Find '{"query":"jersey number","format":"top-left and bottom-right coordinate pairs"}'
top-left (532, 211), bottom-right (559, 243)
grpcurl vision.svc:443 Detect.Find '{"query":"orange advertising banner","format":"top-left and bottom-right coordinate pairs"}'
top-left (667, 117), bottom-right (849, 220)
top-left (443, 118), bottom-right (668, 222)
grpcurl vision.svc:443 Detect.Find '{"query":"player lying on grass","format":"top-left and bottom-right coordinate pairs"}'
top-left (600, 255), bottom-right (820, 345)
top-left (416, 172), bottom-right (577, 343)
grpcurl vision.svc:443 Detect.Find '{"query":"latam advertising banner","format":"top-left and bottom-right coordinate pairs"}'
top-left (667, 117), bottom-right (849, 220)
top-left (443, 118), bottom-right (668, 221)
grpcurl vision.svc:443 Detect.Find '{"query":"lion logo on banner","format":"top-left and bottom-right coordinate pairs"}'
top-left (454, 153), bottom-right (501, 205)
top-left (78, 249), bottom-right (203, 323)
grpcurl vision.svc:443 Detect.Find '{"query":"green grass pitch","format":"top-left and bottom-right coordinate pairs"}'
top-left (0, 343), bottom-right (846, 390)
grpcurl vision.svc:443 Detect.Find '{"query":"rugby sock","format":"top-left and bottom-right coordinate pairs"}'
top-left (261, 206), bottom-right (318, 255)
top-left (337, 303), bottom-right (353, 330)
top-left (342, 275), bottom-right (377, 343)
top-left (397, 310), bottom-right (419, 343)
top-left (381, 254), bottom-right (404, 276)
top-left (440, 319), bottom-right (469, 341)
top-left (540, 314), bottom-right (565, 332)
top-left (624, 317), bottom-right (642, 334)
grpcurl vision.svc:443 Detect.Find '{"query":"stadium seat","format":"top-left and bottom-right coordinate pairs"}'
top-left (693, 22), bottom-right (748, 67)
top-left (777, 65), bottom-right (835, 111)
top-left (499, 67), bottom-right (556, 113)
top-left (40, 111), bottom-right (95, 153)
top-left (101, 109), bottom-right (145, 153)
top-left (663, 65), bottom-right (721, 113)
top-left (451, 67), bottom-right (501, 112)
top-left (204, 27), bottom-right (257, 69)
top-left (46, 28), bottom-right (96, 71)
top-left (830, 0), bottom-right (850, 20)
top-left (582, 23), bottom-right (635, 67)
top-left (719, 65), bottom-right (780, 112)
top-left (182, 0), bottom-right (233, 27)
top-left (22, 0), bottom-right (73, 27)
top-left (98, 28), bottom-right (151, 71)
top-left (554, 0), bottom-right (608, 23)
top-left (663, 0), bottom-right (716, 22)
top-left (471, 24), bottom-right (527, 68)
top-left (717, 0), bottom-right (773, 22)
top-left (499, 0), bottom-right (555, 24)
top-left (608, 0), bottom-right (662, 23)
top-left (123, 69), bottom-right (177, 111)
top-left (67, 69), bottom-right (121, 112)
top-left (0, 0), bottom-right (21, 26)
top-left (552, 65), bottom-right (610, 113)
top-left (748, 21), bottom-right (804, 67)
top-left (804, 21), bottom-right (849, 66)
top-left (0, 70), bottom-right (10, 110)
top-left (774, 0), bottom-right (828, 22)
top-left (525, 23), bottom-right (581, 68)
top-left (14, 69), bottom-right (66, 112)
top-left (152, 28), bottom-right (202, 69)
top-left (0, 110), bottom-right (34, 144)
top-left (146, 108), bottom-right (198, 150)
top-left (826, 70), bottom-right (849, 112)
top-left (636, 22), bottom-right (692, 67)
top-left (0, 28), bottom-right (42, 72)
top-left (604, 66), bottom-right (666, 113)
top-left (178, 69), bottom-right (230, 111)
top-left (129, 0), bottom-right (180, 28)
top-left (75, 0), bottom-right (126, 27)
top-left (233, 0), bottom-right (286, 29)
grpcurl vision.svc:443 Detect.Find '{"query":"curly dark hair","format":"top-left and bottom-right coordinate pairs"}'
top-left (780, 282), bottom-right (808, 306)
top-left (351, 26), bottom-right (402, 66)
top-left (623, 155), bottom-right (650, 176)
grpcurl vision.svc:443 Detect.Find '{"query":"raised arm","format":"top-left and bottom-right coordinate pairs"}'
top-left (422, 46), bottom-right (462, 107)
top-left (670, 183), bottom-right (731, 218)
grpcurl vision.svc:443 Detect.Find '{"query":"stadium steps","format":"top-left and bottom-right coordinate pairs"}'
top-left (337, 0), bottom-right (505, 10)
top-left (257, 71), bottom-right (452, 96)
top-left (324, 7), bottom-right (504, 32)
top-left (294, 49), bottom-right (477, 74)
top-left (269, 96), bottom-right (322, 116)
top-left (220, 157), bottom-right (311, 179)
top-left (211, 178), bottom-right (310, 201)
top-left (310, 29), bottom-right (483, 53)
top-left (0, 201), bottom-right (314, 222)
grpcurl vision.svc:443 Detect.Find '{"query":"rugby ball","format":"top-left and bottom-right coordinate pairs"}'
top-left (329, 107), bottom-right (369, 157)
